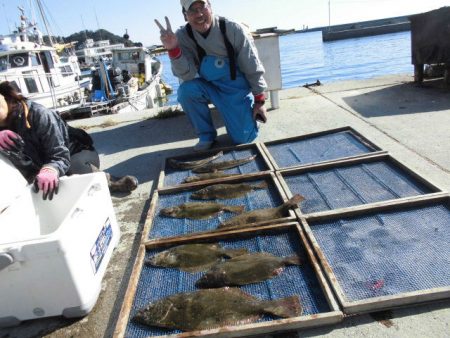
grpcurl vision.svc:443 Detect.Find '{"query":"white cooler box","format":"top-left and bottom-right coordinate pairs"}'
top-left (0, 156), bottom-right (120, 327)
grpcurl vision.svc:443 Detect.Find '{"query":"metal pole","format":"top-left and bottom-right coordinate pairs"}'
top-left (328, 0), bottom-right (331, 31)
top-left (35, 0), bottom-right (54, 46)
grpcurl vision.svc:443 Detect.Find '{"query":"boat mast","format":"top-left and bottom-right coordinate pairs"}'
top-left (35, 0), bottom-right (54, 46)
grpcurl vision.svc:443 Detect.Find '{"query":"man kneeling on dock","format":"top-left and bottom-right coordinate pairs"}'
top-left (155, 0), bottom-right (268, 151)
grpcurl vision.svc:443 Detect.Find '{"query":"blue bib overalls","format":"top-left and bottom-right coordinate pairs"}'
top-left (177, 55), bottom-right (258, 144)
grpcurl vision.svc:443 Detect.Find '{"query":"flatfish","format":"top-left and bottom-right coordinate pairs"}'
top-left (160, 202), bottom-right (245, 220)
top-left (168, 151), bottom-right (223, 170)
top-left (195, 252), bottom-right (302, 287)
top-left (133, 287), bottom-right (302, 331)
top-left (146, 243), bottom-right (248, 273)
top-left (184, 171), bottom-right (240, 183)
top-left (218, 194), bottom-right (305, 228)
top-left (191, 181), bottom-right (268, 200)
top-left (192, 154), bottom-right (257, 173)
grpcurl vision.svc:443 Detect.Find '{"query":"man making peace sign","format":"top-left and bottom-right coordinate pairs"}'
top-left (155, 0), bottom-right (267, 151)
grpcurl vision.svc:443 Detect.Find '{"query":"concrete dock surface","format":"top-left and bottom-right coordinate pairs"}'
top-left (1, 74), bottom-right (449, 338)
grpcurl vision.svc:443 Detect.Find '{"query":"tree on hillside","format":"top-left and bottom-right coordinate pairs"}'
top-left (52, 29), bottom-right (142, 48)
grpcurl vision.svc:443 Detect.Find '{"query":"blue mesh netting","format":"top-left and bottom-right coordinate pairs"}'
top-left (266, 131), bottom-right (376, 169)
top-left (283, 161), bottom-right (433, 214)
top-left (310, 202), bottom-right (450, 303)
top-left (163, 148), bottom-right (269, 187)
top-left (126, 229), bottom-right (331, 337)
top-left (149, 179), bottom-right (285, 240)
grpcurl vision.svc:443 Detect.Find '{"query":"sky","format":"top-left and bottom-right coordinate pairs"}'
top-left (1, 0), bottom-right (449, 46)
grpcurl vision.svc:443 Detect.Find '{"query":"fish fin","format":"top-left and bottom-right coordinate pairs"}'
top-left (283, 255), bottom-right (302, 266)
top-left (254, 181), bottom-right (269, 190)
top-left (223, 205), bottom-right (245, 214)
top-left (181, 264), bottom-right (213, 273)
top-left (262, 296), bottom-right (302, 318)
top-left (224, 248), bottom-right (248, 258)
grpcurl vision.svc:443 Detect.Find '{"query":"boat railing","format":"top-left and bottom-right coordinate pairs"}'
top-left (0, 71), bottom-right (89, 110)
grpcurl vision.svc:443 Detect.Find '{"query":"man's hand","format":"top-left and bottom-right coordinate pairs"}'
top-left (253, 103), bottom-right (267, 124)
top-left (154, 17), bottom-right (179, 50)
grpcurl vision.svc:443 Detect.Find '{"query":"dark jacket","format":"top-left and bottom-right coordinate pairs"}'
top-left (1, 101), bottom-right (93, 180)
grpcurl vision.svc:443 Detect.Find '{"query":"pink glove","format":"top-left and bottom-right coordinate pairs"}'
top-left (0, 130), bottom-right (23, 151)
top-left (33, 167), bottom-right (59, 200)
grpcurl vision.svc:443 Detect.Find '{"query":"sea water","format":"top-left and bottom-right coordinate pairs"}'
top-left (159, 30), bottom-right (413, 106)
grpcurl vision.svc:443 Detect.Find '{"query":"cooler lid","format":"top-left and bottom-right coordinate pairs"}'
top-left (0, 155), bottom-right (28, 211)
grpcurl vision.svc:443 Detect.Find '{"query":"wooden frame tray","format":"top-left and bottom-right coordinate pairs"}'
top-left (276, 152), bottom-right (443, 216)
top-left (299, 193), bottom-right (450, 314)
top-left (113, 223), bottom-right (343, 338)
top-left (260, 126), bottom-right (385, 171)
top-left (144, 172), bottom-right (298, 244)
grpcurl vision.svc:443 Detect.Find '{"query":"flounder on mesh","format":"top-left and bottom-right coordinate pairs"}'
top-left (160, 202), bottom-right (245, 220)
top-left (191, 181), bottom-right (268, 200)
top-left (184, 171), bottom-right (240, 183)
top-left (196, 252), bottom-right (302, 288)
top-left (133, 287), bottom-right (302, 331)
top-left (145, 243), bottom-right (248, 273)
top-left (168, 151), bottom-right (223, 170)
top-left (192, 154), bottom-right (257, 173)
top-left (218, 194), bottom-right (305, 228)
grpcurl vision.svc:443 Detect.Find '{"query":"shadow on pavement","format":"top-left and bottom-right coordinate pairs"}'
top-left (343, 79), bottom-right (450, 118)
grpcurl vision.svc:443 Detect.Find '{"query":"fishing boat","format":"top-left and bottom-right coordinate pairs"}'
top-left (75, 39), bottom-right (124, 71)
top-left (68, 45), bottom-right (170, 118)
top-left (0, 6), bottom-right (90, 114)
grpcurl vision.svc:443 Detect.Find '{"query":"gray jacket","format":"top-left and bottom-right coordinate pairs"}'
top-left (172, 15), bottom-right (267, 95)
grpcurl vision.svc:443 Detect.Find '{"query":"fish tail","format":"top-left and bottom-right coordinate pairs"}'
top-left (223, 205), bottom-right (245, 214)
top-left (285, 194), bottom-right (305, 208)
top-left (168, 158), bottom-right (179, 169)
top-left (184, 176), bottom-right (198, 183)
top-left (262, 296), bottom-right (302, 318)
top-left (282, 255), bottom-right (302, 266)
top-left (224, 248), bottom-right (248, 258)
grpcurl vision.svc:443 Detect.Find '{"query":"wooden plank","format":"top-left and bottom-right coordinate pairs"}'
top-left (299, 218), bottom-right (349, 306)
top-left (156, 311), bottom-right (343, 338)
top-left (145, 222), bottom-right (297, 249)
top-left (346, 126), bottom-right (383, 152)
top-left (279, 152), bottom-right (390, 176)
top-left (387, 155), bottom-right (443, 192)
top-left (113, 245), bottom-right (146, 338)
top-left (304, 192), bottom-right (449, 223)
top-left (263, 126), bottom-right (381, 151)
top-left (273, 151), bottom-right (388, 172)
top-left (342, 287), bottom-right (450, 315)
top-left (139, 190), bottom-right (159, 244)
top-left (255, 142), bottom-right (277, 171)
top-left (258, 142), bottom-right (280, 171)
top-left (263, 126), bottom-right (353, 146)
top-left (144, 221), bottom-right (296, 248)
top-left (295, 223), bottom-right (341, 312)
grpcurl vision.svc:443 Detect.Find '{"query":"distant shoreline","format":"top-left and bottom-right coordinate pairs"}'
top-left (290, 14), bottom-right (411, 41)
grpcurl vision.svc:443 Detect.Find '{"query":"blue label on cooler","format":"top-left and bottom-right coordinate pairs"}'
top-left (90, 218), bottom-right (113, 274)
